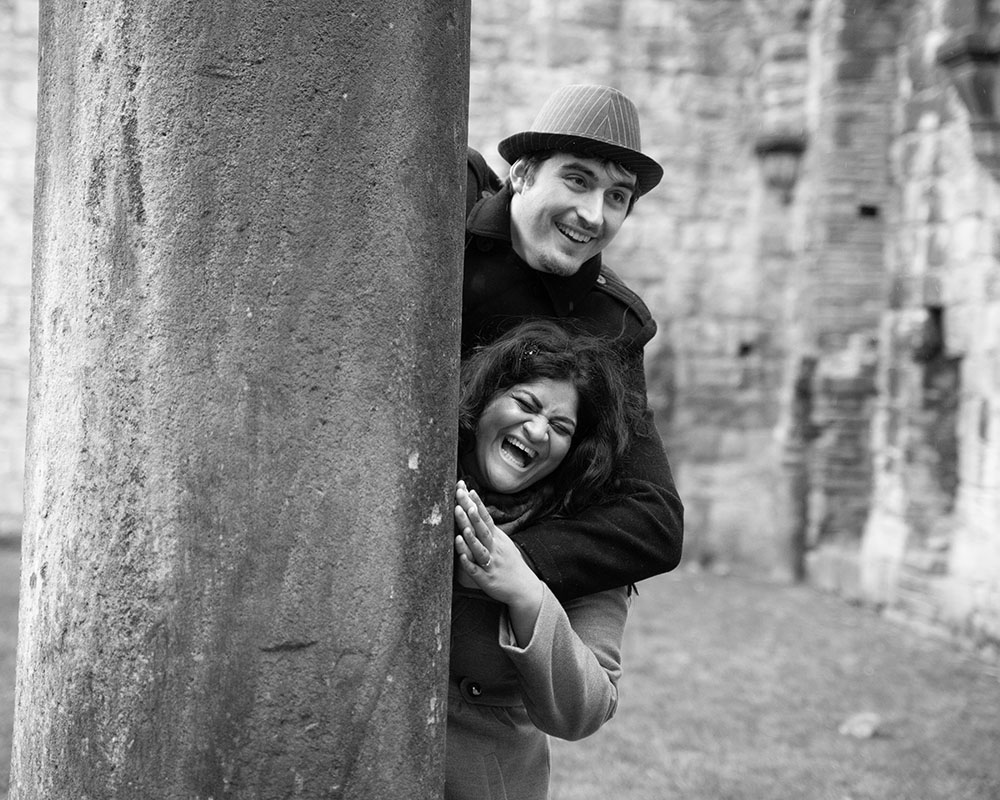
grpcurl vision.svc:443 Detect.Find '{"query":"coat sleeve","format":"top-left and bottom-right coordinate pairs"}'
top-left (510, 350), bottom-right (684, 601)
top-left (498, 584), bottom-right (629, 741)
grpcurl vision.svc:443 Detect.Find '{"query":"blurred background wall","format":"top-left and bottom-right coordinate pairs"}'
top-left (466, 0), bottom-right (1000, 650)
top-left (0, 0), bottom-right (35, 539)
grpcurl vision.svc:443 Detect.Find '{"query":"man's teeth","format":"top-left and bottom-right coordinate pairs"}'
top-left (557, 223), bottom-right (593, 243)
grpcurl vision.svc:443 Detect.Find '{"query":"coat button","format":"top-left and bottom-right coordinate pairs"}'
top-left (596, 274), bottom-right (607, 285)
top-left (469, 682), bottom-right (483, 697)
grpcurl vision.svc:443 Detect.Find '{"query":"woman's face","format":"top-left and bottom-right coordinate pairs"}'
top-left (474, 378), bottom-right (579, 494)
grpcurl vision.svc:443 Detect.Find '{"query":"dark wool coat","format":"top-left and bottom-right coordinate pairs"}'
top-left (463, 149), bottom-right (684, 601)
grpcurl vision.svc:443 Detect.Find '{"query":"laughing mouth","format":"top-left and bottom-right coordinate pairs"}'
top-left (501, 436), bottom-right (538, 469)
top-left (556, 222), bottom-right (595, 244)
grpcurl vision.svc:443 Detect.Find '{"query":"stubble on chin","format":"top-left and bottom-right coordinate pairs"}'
top-left (531, 254), bottom-right (584, 278)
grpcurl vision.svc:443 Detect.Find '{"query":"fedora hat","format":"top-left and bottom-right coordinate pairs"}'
top-left (498, 84), bottom-right (663, 197)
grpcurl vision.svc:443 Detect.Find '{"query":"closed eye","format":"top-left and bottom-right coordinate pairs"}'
top-left (511, 389), bottom-right (575, 436)
top-left (550, 420), bottom-right (575, 437)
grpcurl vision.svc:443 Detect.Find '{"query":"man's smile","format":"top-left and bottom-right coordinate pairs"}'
top-left (555, 222), bottom-right (596, 244)
top-left (507, 153), bottom-right (634, 276)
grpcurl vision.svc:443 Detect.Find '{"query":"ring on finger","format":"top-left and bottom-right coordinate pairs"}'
top-left (481, 555), bottom-right (492, 569)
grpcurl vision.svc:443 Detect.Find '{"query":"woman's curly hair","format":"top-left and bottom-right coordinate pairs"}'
top-left (458, 319), bottom-right (643, 519)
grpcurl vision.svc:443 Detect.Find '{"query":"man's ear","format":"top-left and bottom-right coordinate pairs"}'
top-left (509, 159), bottom-right (529, 193)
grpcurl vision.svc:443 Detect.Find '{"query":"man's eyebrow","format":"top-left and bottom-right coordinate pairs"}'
top-left (559, 161), bottom-right (599, 179)
top-left (560, 160), bottom-right (637, 191)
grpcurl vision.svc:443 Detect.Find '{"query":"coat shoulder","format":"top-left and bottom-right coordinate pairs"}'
top-left (592, 265), bottom-right (657, 349)
top-left (466, 147), bottom-right (503, 216)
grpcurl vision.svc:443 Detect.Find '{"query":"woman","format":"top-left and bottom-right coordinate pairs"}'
top-left (447, 319), bottom-right (642, 800)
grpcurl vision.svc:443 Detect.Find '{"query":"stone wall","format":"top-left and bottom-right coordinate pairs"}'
top-left (859, 0), bottom-right (1000, 646)
top-left (469, 0), bottom-right (809, 579)
top-left (797, 0), bottom-right (903, 585)
top-left (0, 0), bottom-right (37, 537)
top-left (469, 0), bottom-right (1000, 648)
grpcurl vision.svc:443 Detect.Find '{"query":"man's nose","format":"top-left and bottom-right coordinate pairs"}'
top-left (576, 192), bottom-right (603, 227)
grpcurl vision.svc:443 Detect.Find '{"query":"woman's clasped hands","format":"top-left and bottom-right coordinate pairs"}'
top-left (454, 480), bottom-right (544, 645)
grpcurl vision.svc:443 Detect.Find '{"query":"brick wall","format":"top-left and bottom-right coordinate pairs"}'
top-left (797, 0), bottom-right (903, 555)
top-left (0, 0), bottom-right (37, 537)
top-left (469, 0), bottom-right (1000, 646)
top-left (469, 0), bottom-right (813, 578)
top-left (859, 0), bottom-right (1000, 646)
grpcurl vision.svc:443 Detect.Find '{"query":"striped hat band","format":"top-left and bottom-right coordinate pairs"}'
top-left (497, 84), bottom-right (663, 197)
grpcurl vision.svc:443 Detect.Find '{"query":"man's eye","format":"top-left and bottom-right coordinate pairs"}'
top-left (609, 191), bottom-right (628, 206)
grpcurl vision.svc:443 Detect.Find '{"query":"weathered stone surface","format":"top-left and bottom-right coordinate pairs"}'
top-left (10, 1), bottom-right (469, 797)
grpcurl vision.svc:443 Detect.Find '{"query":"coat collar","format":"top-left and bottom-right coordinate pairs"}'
top-left (466, 184), bottom-right (603, 315)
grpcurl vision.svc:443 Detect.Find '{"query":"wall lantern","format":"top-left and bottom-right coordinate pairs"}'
top-left (937, 31), bottom-right (1000, 177)
top-left (754, 132), bottom-right (807, 204)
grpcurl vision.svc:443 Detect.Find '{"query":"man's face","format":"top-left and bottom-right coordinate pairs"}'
top-left (508, 152), bottom-right (636, 277)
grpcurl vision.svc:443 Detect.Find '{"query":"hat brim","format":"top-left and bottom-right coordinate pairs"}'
top-left (498, 132), bottom-right (664, 197)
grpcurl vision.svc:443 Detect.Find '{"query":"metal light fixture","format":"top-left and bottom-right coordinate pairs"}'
top-left (754, 132), bottom-right (807, 204)
top-left (937, 31), bottom-right (1000, 177)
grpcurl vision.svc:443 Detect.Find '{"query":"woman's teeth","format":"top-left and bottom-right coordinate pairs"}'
top-left (501, 436), bottom-right (537, 468)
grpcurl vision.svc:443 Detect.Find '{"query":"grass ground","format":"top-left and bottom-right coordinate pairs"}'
top-left (551, 569), bottom-right (1000, 800)
top-left (0, 549), bottom-right (997, 798)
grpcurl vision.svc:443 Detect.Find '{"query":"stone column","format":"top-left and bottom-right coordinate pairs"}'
top-left (10, 2), bottom-right (470, 798)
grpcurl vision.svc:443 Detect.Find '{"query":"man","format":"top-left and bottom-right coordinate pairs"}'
top-left (462, 84), bottom-right (683, 600)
